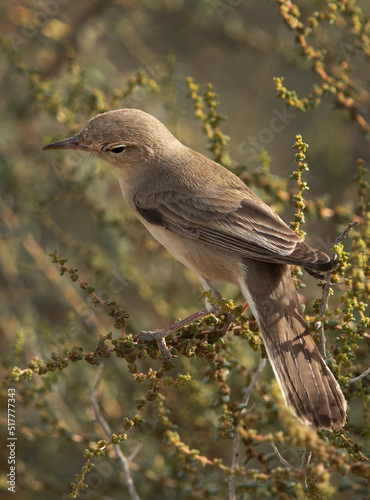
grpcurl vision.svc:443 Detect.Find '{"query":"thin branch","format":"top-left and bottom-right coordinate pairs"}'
top-left (92, 365), bottom-right (111, 435)
top-left (271, 442), bottom-right (311, 474)
top-left (318, 221), bottom-right (359, 358)
top-left (348, 366), bottom-right (370, 384)
top-left (92, 365), bottom-right (141, 500)
top-left (128, 443), bottom-right (143, 462)
top-left (228, 357), bottom-right (267, 500)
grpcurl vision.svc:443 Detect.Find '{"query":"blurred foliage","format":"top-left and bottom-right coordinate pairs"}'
top-left (0, 1), bottom-right (369, 499)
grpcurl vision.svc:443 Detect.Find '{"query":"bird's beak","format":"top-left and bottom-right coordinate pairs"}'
top-left (42, 135), bottom-right (90, 152)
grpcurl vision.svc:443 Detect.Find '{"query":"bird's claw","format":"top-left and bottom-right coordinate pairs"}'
top-left (134, 330), bottom-right (172, 360)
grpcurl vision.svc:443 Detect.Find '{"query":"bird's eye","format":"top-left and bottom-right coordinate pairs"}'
top-left (110, 145), bottom-right (127, 154)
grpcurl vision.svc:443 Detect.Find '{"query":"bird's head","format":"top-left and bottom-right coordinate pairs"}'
top-left (43, 109), bottom-right (178, 172)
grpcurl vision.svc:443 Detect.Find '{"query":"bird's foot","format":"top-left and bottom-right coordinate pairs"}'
top-left (135, 330), bottom-right (172, 360)
top-left (134, 307), bottom-right (210, 360)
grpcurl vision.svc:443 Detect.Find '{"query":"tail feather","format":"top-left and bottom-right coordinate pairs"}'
top-left (240, 259), bottom-right (346, 429)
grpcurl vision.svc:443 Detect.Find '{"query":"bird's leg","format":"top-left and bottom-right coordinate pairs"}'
top-left (198, 276), bottom-right (223, 314)
top-left (135, 277), bottom-right (222, 360)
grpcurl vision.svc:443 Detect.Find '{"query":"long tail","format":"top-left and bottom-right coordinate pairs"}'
top-left (240, 259), bottom-right (346, 429)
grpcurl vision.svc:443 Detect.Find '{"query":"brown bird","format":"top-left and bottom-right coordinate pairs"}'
top-left (43, 109), bottom-right (346, 429)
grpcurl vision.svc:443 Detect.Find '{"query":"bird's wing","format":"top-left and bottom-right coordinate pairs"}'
top-left (134, 187), bottom-right (328, 268)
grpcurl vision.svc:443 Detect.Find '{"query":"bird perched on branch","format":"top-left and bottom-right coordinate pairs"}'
top-left (43, 108), bottom-right (346, 429)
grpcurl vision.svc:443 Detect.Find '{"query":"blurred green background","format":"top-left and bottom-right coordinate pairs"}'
top-left (0, 1), bottom-right (369, 499)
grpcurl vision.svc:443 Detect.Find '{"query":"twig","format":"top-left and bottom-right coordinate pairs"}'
top-left (271, 442), bottom-right (312, 473)
top-left (128, 443), bottom-right (143, 462)
top-left (348, 366), bottom-right (370, 384)
top-left (92, 365), bottom-right (141, 500)
top-left (228, 357), bottom-right (266, 500)
top-left (318, 221), bottom-right (359, 358)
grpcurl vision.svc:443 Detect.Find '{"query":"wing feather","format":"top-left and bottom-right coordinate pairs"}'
top-left (134, 187), bottom-right (331, 268)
